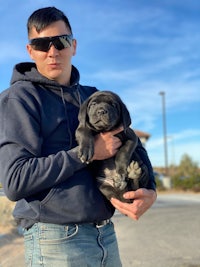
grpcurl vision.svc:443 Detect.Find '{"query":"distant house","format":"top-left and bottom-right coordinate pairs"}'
top-left (134, 130), bottom-right (150, 147)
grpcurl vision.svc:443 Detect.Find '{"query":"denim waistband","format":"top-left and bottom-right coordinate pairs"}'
top-left (26, 219), bottom-right (111, 230)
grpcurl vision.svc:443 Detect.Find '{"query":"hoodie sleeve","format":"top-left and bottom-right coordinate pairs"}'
top-left (136, 139), bottom-right (156, 191)
top-left (0, 89), bottom-right (86, 202)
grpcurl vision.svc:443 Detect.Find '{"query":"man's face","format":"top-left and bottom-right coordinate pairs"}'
top-left (27, 20), bottom-right (77, 85)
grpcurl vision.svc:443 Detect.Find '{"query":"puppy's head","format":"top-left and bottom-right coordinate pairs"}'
top-left (78, 91), bottom-right (131, 132)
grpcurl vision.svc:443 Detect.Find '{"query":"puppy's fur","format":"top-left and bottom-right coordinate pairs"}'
top-left (76, 91), bottom-right (149, 202)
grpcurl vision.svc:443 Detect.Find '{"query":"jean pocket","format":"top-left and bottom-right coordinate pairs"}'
top-left (39, 223), bottom-right (79, 245)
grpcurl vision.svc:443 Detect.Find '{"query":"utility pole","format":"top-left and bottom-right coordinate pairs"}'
top-left (159, 91), bottom-right (169, 176)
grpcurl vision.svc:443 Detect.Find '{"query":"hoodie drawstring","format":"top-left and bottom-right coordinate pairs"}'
top-left (60, 87), bottom-right (73, 149)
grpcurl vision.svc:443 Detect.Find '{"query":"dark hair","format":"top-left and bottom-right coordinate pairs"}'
top-left (27, 7), bottom-right (73, 36)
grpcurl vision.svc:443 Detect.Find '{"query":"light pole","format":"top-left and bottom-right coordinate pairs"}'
top-left (159, 91), bottom-right (169, 176)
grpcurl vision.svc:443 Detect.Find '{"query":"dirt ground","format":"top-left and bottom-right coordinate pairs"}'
top-left (0, 196), bottom-right (25, 267)
top-left (0, 226), bottom-right (25, 267)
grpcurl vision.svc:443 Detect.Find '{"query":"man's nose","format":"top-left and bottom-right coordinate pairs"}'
top-left (47, 43), bottom-right (59, 55)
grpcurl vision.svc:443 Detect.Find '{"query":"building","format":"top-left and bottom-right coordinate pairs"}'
top-left (134, 129), bottom-right (151, 147)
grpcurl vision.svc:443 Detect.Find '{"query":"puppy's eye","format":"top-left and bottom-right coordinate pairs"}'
top-left (89, 101), bottom-right (97, 107)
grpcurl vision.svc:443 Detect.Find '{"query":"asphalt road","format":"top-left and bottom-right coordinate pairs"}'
top-left (1, 193), bottom-right (200, 267)
top-left (113, 193), bottom-right (200, 267)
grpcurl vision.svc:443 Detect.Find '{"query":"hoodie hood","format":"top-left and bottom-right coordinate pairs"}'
top-left (10, 62), bottom-right (80, 89)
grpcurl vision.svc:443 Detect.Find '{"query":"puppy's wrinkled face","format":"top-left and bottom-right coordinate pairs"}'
top-left (87, 95), bottom-right (121, 132)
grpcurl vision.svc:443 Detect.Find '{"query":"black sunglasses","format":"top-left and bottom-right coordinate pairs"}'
top-left (29, 34), bottom-right (73, 52)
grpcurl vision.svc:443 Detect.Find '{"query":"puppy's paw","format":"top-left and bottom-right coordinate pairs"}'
top-left (78, 141), bottom-right (94, 163)
top-left (127, 161), bottom-right (142, 180)
top-left (113, 173), bottom-right (127, 190)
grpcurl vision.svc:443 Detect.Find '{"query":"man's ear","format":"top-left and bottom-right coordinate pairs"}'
top-left (72, 39), bottom-right (77, 56)
top-left (26, 44), bottom-right (34, 60)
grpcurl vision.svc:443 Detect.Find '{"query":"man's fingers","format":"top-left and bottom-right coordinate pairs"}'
top-left (111, 197), bottom-right (139, 220)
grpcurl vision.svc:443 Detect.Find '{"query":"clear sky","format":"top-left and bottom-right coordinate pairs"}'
top-left (0, 0), bottom-right (200, 167)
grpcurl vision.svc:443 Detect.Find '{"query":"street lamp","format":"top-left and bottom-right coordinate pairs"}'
top-left (159, 91), bottom-right (169, 176)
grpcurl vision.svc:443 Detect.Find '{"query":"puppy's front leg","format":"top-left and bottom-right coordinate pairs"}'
top-left (76, 127), bottom-right (95, 163)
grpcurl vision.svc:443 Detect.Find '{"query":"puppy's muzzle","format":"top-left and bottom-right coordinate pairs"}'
top-left (97, 108), bottom-right (107, 116)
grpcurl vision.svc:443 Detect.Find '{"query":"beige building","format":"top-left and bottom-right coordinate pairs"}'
top-left (134, 130), bottom-right (150, 147)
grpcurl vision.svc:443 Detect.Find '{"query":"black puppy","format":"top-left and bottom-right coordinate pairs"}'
top-left (76, 91), bottom-right (149, 202)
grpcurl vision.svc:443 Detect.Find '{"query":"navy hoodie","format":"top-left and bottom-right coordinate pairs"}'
top-left (0, 62), bottom-right (156, 229)
top-left (0, 62), bottom-right (115, 228)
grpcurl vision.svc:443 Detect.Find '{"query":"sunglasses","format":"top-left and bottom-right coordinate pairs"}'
top-left (29, 34), bottom-right (73, 52)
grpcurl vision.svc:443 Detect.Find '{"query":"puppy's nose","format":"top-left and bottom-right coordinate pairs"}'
top-left (97, 109), bottom-right (107, 115)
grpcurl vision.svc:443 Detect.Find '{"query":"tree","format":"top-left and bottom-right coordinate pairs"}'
top-left (171, 154), bottom-right (200, 191)
top-left (178, 154), bottom-right (199, 176)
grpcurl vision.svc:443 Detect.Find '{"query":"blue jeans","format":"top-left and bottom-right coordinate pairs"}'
top-left (23, 221), bottom-right (122, 267)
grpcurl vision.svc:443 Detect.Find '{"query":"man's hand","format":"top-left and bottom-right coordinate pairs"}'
top-left (111, 188), bottom-right (157, 220)
top-left (92, 127), bottom-right (123, 161)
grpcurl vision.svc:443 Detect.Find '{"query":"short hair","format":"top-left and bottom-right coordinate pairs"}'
top-left (27, 7), bottom-right (73, 37)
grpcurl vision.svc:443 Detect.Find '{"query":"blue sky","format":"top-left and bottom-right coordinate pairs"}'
top-left (0, 0), bottom-right (200, 167)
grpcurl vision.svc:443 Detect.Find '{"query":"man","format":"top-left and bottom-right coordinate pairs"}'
top-left (0, 7), bottom-right (156, 267)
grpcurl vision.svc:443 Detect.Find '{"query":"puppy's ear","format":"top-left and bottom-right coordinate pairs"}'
top-left (119, 99), bottom-right (131, 130)
top-left (78, 97), bottom-right (90, 128)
